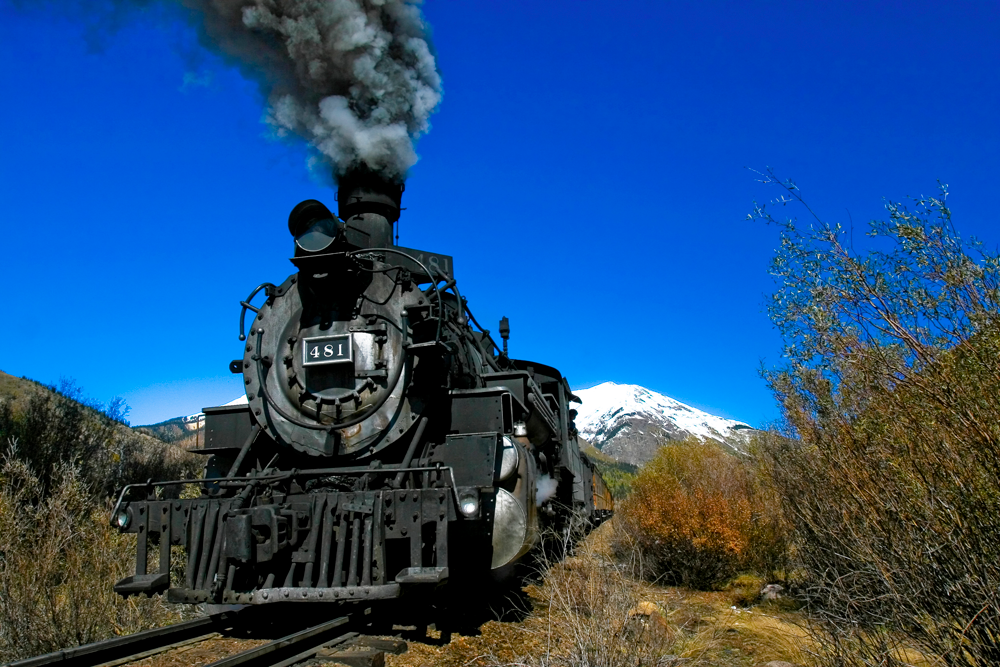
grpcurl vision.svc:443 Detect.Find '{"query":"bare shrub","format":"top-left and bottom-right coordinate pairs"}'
top-left (613, 438), bottom-right (788, 589)
top-left (0, 449), bottom-right (180, 662)
top-left (0, 380), bottom-right (199, 503)
top-left (752, 173), bottom-right (1000, 666)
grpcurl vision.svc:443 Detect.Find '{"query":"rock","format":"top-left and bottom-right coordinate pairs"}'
top-left (761, 661), bottom-right (799, 667)
top-left (762, 584), bottom-right (784, 601)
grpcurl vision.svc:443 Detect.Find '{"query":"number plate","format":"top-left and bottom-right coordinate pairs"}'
top-left (393, 246), bottom-right (454, 281)
top-left (302, 334), bottom-right (353, 366)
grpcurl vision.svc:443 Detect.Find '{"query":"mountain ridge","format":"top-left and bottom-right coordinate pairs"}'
top-left (573, 382), bottom-right (754, 466)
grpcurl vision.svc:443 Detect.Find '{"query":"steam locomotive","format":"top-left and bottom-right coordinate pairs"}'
top-left (111, 171), bottom-right (613, 611)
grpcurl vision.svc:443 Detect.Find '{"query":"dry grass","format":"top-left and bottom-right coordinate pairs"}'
top-left (0, 454), bottom-right (182, 662)
top-left (382, 520), bottom-right (816, 667)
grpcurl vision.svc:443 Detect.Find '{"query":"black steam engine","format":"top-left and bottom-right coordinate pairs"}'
top-left (111, 171), bottom-right (613, 610)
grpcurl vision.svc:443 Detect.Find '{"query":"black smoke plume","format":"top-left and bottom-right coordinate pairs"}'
top-left (20, 0), bottom-right (442, 179)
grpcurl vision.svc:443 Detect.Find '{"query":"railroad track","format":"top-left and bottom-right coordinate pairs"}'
top-left (3, 608), bottom-right (406, 667)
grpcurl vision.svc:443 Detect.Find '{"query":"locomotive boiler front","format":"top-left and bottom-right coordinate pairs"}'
top-left (243, 176), bottom-right (423, 458)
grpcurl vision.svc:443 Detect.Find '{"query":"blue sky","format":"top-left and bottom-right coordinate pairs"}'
top-left (1, 1), bottom-right (998, 427)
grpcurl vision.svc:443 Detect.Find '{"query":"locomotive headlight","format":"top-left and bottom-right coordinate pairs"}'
top-left (458, 491), bottom-right (480, 518)
top-left (294, 217), bottom-right (342, 254)
top-left (113, 506), bottom-right (131, 530)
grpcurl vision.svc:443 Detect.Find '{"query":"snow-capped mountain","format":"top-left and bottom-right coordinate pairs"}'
top-left (573, 382), bottom-right (754, 466)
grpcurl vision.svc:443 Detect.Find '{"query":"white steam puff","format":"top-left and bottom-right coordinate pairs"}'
top-left (536, 474), bottom-right (558, 507)
top-left (30, 0), bottom-right (442, 178)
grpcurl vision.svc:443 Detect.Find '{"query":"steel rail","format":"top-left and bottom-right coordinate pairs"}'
top-left (255, 632), bottom-right (358, 667)
top-left (3, 609), bottom-right (250, 667)
top-left (204, 615), bottom-right (352, 667)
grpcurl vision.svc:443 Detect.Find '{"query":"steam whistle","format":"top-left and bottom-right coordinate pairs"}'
top-left (499, 316), bottom-right (510, 355)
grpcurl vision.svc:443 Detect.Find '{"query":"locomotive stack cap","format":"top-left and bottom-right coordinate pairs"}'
top-left (336, 168), bottom-right (404, 224)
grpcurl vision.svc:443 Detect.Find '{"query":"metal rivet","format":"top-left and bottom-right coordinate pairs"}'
top-left (262, 591), bottom-right (268, 599)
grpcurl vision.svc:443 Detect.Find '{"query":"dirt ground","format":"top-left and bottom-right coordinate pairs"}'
top-left (369, 522), bottom-right (816, 667)
top-left (125, 521), bottom-right (911, 667)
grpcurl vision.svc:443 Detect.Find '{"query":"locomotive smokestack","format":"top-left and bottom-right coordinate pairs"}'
top-left (337, 168), bottom-right (404, 223)
top-left (337, 168), bottom-right (404, 248)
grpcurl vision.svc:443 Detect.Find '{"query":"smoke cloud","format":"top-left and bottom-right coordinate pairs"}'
top-left (23, 0), bottom-right (442, 179)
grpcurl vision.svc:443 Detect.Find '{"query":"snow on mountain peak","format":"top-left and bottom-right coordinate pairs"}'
top-left (572, 382), bottom-right (753, 465)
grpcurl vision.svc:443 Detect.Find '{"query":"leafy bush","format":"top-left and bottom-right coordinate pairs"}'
top-left (752, 173), bottom-right (1000, 666)
top-left (614, 438), bottom-right (787, 589)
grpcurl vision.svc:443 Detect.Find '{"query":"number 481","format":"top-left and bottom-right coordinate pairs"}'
top-left (310, 344), bottom-right (343, 358)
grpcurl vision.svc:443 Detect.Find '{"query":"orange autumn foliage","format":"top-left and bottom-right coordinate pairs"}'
top-left (615, 438), bottom-right (785, 589)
